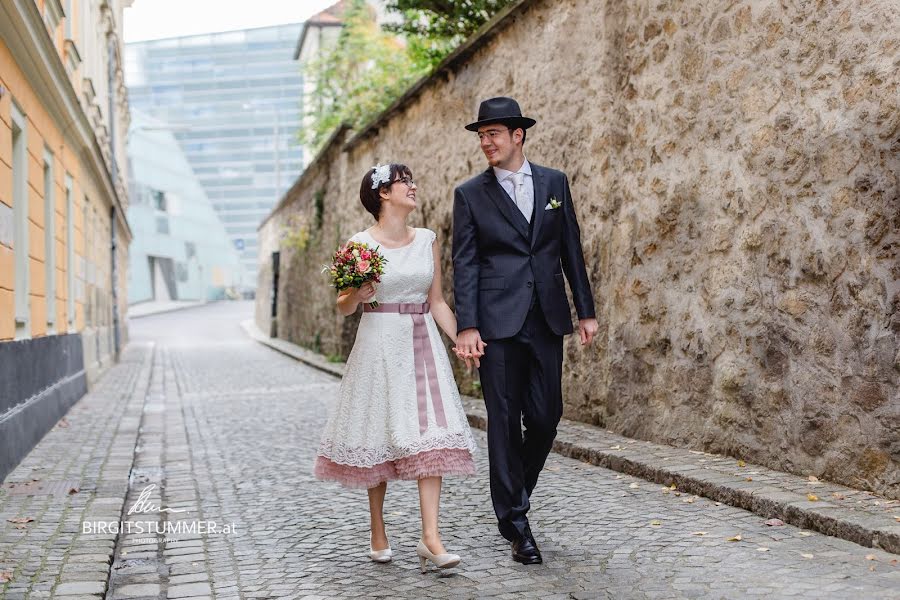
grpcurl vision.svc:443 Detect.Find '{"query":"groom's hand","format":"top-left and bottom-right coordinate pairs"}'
top-left (578, 318), bottom-right (599, 346)
top-left (456, 328), bottom-right (486, 370)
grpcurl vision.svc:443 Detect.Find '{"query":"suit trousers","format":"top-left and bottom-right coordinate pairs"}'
top-left (477, 292), bottom-right (564, 541)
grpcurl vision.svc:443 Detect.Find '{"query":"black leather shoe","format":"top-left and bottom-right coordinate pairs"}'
top-left (511, 535), bottom-right (543, 565)
top-left (524, 525), bottom-right (540, 552)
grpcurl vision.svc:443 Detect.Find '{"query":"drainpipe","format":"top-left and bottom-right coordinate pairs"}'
top-left (107, 34), bottom-right (120, 360)
top-left (111, 205), bottom-right (120, 360)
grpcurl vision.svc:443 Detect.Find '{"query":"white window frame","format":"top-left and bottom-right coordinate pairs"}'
top-left (44, 148), bottom-right (56, 334)
top-left (11, 101), bottom-right (30, 339)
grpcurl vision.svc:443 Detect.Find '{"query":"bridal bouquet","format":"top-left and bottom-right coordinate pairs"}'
top-left (324, 241), bottom-right (387, 308)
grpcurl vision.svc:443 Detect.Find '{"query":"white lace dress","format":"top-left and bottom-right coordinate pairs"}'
top-left (314, 228), bottom-right (477, 488)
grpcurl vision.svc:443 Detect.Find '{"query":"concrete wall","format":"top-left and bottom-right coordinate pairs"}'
top-left (258, 0), bottom-right (900, 498)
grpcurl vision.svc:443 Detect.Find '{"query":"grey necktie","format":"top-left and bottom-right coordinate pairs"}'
top-left (510, 171), bottom-right (532, 223)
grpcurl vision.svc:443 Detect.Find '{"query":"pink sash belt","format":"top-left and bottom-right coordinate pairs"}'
top-left (362, 302), bottom-right (447, 434)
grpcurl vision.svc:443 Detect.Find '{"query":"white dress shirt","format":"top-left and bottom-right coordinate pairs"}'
top-left (493, 158), bottom-right (534, 223)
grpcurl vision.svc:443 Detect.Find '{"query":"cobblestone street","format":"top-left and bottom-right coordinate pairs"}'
top-left (1, 301), bottom-right (898, 599)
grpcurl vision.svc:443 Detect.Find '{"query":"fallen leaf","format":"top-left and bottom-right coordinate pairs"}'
top-left (757, 547), bottom-right (769, 552)
top-left (737, 460), bottom-right (746, 467)
top-left (57, 418), bottom-right (69, 428)
top-left (801, 553), bottom-right (814, 559)
top-left (673, 491), bottom-right (682, 497)
top-left (807, 493), bottom-right (819, 502)
top-left (869, 565), bottom-right (876, 572)
top-left (833, 493), bottom-right (846, 500)
top-left (683, 496), bottom-right (696, 504)
top-left (714, 502), bottom-right (722, 506)
top-left (6, 517), bottom-right (34, 524)
top-left (727, 534), bottom-right (743, 542)
top-left (764, 519), bottom-right (785, 527)
top-left (798, 531), bottom-right (813, 537)
top-left (745, 477), bottom-right (753, 482)
top-left (691, 531), bottom-right (708, 536)
top-left (610, 445), bottom-right (623, 450)
top-left (68, 487), bottom-right (79, 495)
top-left (669, 483), bottom-right (677, 490)
top-left (808, 475), bottom-right (819, 483)
top-left (894, 516), bottom-right (900, 522)
top-left (865, 554), bottom-right (877, 561)
top-left (629, 482), bottom-right (639, 489)
top-left (650, 520), bottom-right (662, 526)
top-left (890, 559), bottom-right (898, 566)
top-left (0, 571), bottom-right (12, 583)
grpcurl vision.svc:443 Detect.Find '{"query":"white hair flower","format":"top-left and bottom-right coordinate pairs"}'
top-left (370, 164), bottom-right (392, 189)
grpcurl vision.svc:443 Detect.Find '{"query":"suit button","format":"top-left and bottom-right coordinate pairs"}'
top-left (526, 281), bottom-right (533, 288)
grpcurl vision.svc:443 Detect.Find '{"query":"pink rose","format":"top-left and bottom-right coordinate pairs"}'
top-left (361, 251), bottom-right (372, 260)
top-left (357, 260), bottom-right (371, 273)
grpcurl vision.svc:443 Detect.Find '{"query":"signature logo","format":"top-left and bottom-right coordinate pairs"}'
top-left (126, 484), bottom-right (187, 515)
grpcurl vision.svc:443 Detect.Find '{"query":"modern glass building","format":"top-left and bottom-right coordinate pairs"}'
top-left (124, 24), bottom-right (305, 286)
top-left (127, 110), bottom-right (243, 306)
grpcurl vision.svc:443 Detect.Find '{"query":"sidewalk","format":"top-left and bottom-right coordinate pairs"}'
top-left (0, 342), bottom-right (153, 598)
top-left (127, 300), bottom-right (209, 319)
top-left (242, 319), bottom-right (900, 556)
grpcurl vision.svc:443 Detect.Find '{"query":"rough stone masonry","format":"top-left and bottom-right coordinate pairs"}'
top-left (257, 0), bottom-right (900, 498)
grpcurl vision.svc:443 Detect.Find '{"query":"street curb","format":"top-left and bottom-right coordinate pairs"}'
top-left (242, 319), bottom-right (900, 556)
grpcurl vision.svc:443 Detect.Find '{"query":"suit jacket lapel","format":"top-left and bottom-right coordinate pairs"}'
top-left (530, 164), bottom-right (547, 248)
top-left (481, 168), bottom-right (529, 241)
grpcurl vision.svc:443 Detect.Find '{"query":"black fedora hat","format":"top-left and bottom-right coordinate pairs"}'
top-left (465, 96), bottom-right (536, 132)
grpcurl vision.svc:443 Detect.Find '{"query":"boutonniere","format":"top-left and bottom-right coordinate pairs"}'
top-left (544, 195), bottom-right (562, 210)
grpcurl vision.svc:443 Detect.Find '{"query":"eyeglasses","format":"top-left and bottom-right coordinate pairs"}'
top-left (477, 127), bottom-right (512, 142)
top-left (393, 176), bottom-right (415, 187)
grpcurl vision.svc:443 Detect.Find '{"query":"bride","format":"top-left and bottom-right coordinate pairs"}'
top-left (314, 163), bottom-right (479, 573)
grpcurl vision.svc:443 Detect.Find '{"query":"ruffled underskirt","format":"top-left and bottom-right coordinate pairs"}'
top-left (314, 448), bottom-right (475, 489)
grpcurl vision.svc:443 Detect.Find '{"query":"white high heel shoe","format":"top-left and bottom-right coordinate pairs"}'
top-left (416, 540), bottom-right (460, 572)
top-left (369, 536), bottom-right (392, 563)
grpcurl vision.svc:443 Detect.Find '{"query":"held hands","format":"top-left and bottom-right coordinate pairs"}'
top-left (452, 328), bottom-right (486, 371)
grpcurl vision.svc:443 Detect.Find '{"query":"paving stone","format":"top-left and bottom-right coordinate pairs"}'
top-left (110, 582), bottom-right (162, 597)
top-left (167, 581), bottom-right (212, 598)
top-left (54, 581), bottom-right (107, 595)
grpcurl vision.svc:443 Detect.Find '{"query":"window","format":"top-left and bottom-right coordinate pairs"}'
top-left (44, 149), bottom-right (56, 333)
top-left (151, 189), bottom-right (167, 211)
top-left (12, 102), bottom-right (29, 339)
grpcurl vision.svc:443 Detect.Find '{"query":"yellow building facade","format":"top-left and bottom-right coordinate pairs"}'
top-left (0, 0), bottom-right (132, 480)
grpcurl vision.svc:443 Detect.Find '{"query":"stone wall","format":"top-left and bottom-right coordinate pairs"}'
top-left (257, 0), bottom-right (900, 498)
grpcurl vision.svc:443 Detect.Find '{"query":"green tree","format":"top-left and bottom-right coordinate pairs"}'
top-left (301, 0), bottom-right (514, 152)
top-left (384, 0), bottom-right (516, 65)
top-left (301, 0), bottom-right (430, 150)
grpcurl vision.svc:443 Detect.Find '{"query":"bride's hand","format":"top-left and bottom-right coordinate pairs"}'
top-left (354, 281), bottom-right (377, 304)
top-left (451, 345), bottom-right (473, 371)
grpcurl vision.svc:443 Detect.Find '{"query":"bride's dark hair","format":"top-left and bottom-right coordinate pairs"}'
top-left (360, 163), bottom-right (413, 221)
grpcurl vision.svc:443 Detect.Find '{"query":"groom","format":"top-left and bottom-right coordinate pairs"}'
top-left (452, 97), bottom-right (598, 564)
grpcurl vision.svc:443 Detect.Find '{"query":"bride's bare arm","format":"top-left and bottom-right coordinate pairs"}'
top-left (426, 237), bottom-right (459, 345)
